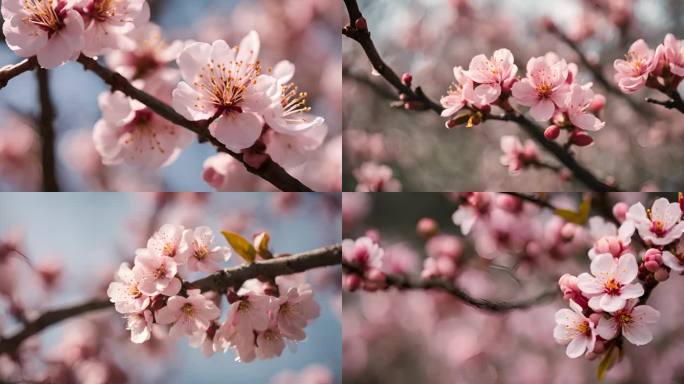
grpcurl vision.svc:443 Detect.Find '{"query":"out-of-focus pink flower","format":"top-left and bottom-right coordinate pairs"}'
top-left (626, 198), bottom-right (684, 246)
top-left (597, 300), bottom-right (660, 345)
top-left (107, 262), bottom-right (150, 314)
top-left (464, 49), bottom-right (517, 105)
top-left (440, 66), bottom-right (474, 117)
top-left (0, 117), bottom-right (41, 190)
top-left (512, 55), bottom-right (569, 121)
top-left (342, 237), bottom-right (383, 270)
top-left (2, 0), bottom-right (85, 68)
top-left (265, 119), bottom-right (327, 168)
top-left (77, 0), bottom-right (149, 57)
top-left (577, 253), bottom-right (643, 312)
top-left (172, 33), bottom-right (276, 151)
top-left (499, 135), bottom-right (538, 174)
top-left (353, 162), bottom-right (401, 192)
top-left (271, 364), bottom-right (333, 384)
top-left (106, 22), bottom-right (185, 80)
top-left (202, 153), bottom-right (262, 192)
top-left (662, 34), bottom-right (684, 77)
top-left (155, 289), bottom-right (220, 337)
top-left (182, 226), bottom-right (230, 273)
top-left (274, 284), bottom-right (320, 340)
top-left (189, 322), bottom-right (219, 357)
top-left (215, 293), bottom-right (272, 362)
top-left (553, 300), bottom-right (597, 358)
top-left (382, 243), bottom-right (418, 275)
top-left (93, 76), bottom-right (194, 169)
top-left (426, 234), bottom-right (463, 260)
top-left (125, 310), bottom-right (154, 343)
top-left (452, 192), bottom-right (493, 235)
top-left (587, 216), bottom-right (634, 259)
top-left (560, 84), bottom-right (605, 132)
top-left (613, 39), bottom-right (657, 93)
top-left (132, 249), bottom-right (181, 296)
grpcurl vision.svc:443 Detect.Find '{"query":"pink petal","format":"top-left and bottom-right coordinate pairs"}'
top-left (210, 112), bottom-right (263, 151)
top-left (529, 98), bottom-right (555, 121)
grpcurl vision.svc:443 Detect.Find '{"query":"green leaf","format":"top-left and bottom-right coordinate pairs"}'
top-left (222, 231), bottom-right (256, 264)
top-left (554, 196), bottom-right (592, 225)
top-left (597, 344), bottom-right (620, 381)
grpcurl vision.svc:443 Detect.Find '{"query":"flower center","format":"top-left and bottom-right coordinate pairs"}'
top-left (626, 52), bottom-right (645, 74)
top-left (194, 244), bottom-right (209, 260)
top-left (536, 81), bottom-right (552, 97)
top-left (193, 59), bottom-right (261, 113)
top-left (603, 278), bottom-right (621, 295)
top-left (128, 283), bottom-right (141, 298)
top-left (576, 320), bottom-right (590, 335)
top-left (154, 265), bottom-right (167, 279)
top-left (181, 303), bottom-right (194, 316)
top-left (93, 0), bottom-right (117, 21)
top-left (162, 242), bottom-right (176, 257)
top-left (650, 220), bottom-right (667, 237)
top-left (22, 0), bottom-right (63, 33)
top-left (618, 313), bottom-right (633, 325)
top-left (279, 83), bottom-right (311, 121)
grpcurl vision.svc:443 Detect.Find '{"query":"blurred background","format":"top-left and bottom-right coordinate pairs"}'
top-left (0, 0), bottom-right (342, 192)
top-left (342, 192), bottom-right (684, 384)
top-left (0, 192), bottom-right (341, 383)
top-left (343, 0), bottom-right (684, 191)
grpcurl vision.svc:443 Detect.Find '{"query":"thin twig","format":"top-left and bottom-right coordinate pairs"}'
top-left (36, 68), bottom-right (60, 192)
top-left (76, 55), bottom-right (313, 192)
top-left (342, 0), bottom-right (619, 192)
top-left (0, 58), bottom-right (37, 90)
top-left (0, 244), bottom-right (341, 355)
top-left (343, 261), bottom-right (557, 312)
top-left (646, 96), bottom-right (684, 114)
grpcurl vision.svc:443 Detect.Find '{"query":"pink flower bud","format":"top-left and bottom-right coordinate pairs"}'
top-left (355, 17), bottom-right (367, 30)
top-left (643, 248), bottom-right (662, 264)
top-left (558, 273), bottom-right (579, 294)
top-left (426, 235), bottom-right (463, 260)
top-left (436, 257), bottom-right (457, 278)
top-left (644, 260), bottom-right (660, 273)
top-left (593, 339), bottom-right (606, 354)
top-left (416, 218), bottom-right (439, 238)
top-left (585, 351), bottom-right (598, 361)
top-left (612, 202), bottom-right (629, 222)
top-left (560, 223), bottom-right (576, 241)
top-left (496, 194), bottom-right (523, 213)
top-left (366, 268), bottom-right (386, 283)
top-left (570, 131), bottom-right (594, 147)
top-left (401, 72), bottom-right (413, 87)
top-left (365, 229), bottom-right (381, 243)
top-left (344, 274), bottom-right (362, 291)
top-left (588, 94), bottom-right (606, 113)
top-left (654, 268), bottom-right (669, 281)
top-left (544, 125), bottom-right (560, 140)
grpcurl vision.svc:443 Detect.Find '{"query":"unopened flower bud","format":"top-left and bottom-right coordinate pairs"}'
top-left (544, 124), bottom-right (560, 140)
top-left (497, 194), bottom-right (523, 213)
top-left (570, 131), bottom-right (594, 147)
top-left (612, 202), bottom-right (629, 222)
top-left (355, 17), bottom-right (367, 30)
top-left (654, 267), bottom-right (669, 281)
top-left (416, 218), bottom-right (439, 238)
top-left (401, 72), bottom-right (413, 87)
top-left (344, 274), bottom-right (362, 291)
top-left (588, 94), bottom-right (606, 113)
top-left (366, 268), bottom-right (386, 284)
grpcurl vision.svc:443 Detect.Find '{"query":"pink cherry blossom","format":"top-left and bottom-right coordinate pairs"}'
top-left (499, 135), bottom-right (538, 174)
top-left (662, 239), bottom-right (684, 272)
top-left (560, 83), bottom-right (605, 132)
top-left (577, 253), bottom-right (643, 312)
top-left (558, 274), bottom-right (588, 309)
top-left (93, 76), bottom-right (194, 169)
top-left (189, 322), bottom-right (219, 357)
top-left (626, 198), bottom-right (684, 246)
top-left (182, 226), bottom-right (230, 273)
top-left (146, 224), bottom-right (190, 263)
top-left (263, 60), bottom-right (325, 134)
top-left (274, 284), bottom-right (320, 340)
top-left (155, 289), bottom-right (221, 338)
top-left (353, 162), bottom-right (402, 192)
top-left (451, 192), bottom-right (493, 235)
top-left (202, 153), bottom-right (261, 191)
top-left (106, 22), bottom-right (185, 80)
top-left (341, 237), bottom-right (383, 270)
top-left (613, 39), bottom-right (657, 93)
top-left (77, 0), bottom-right (149, 57)
top-left (464, 48), bottom-right (517, 105)
top-left (511, 55), bottom-right (569, 121)
top-left (265, 118), bottom-right (328, 168)
top-left (214, 293), bottom-right (272, 362)
top-left (596, 301), bottom-right (660, 345)
top-left (255, 327), bottom-right (286, 360)
top-left (172, 32), bottom-right (277, 151)
top-left (587, 216), bottom-right (635, 259)
top-left (125, 310), bottom-right (154, 344)
top-left (2, 0), bottom-right (85, 68)
top-left (553, 300), bottom-right (597, 358)
top-left (132, 249), bottom-right (181, 296)
top-left (106, 262), bottom-right (150, 314)
top-left (662, 34), bottom-right (684, 77)
top-left (440, 66), bottom-right (474, 117)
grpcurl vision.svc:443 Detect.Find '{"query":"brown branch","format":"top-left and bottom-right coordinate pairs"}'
top-left (0, 58), bottom-right (37, 90)
top-left (342, 0), bottom-right (619, 192)
top-left (76, 55), bottom-right (313, 192)
top-left (646, 95), bottom-right (684, 114)
top-left (343, 261), bottom-right (557, 312)
top-left (36, 68), bottom-right (61, 192)
top-left (0, 244), bottom-right (341, 356)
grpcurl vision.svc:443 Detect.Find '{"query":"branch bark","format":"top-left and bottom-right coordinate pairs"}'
top-left (76, 55), bottom-right (313, 192)
top-left (36, 68), bottom-right (61, 192)
top-left (0, 58), bottom-right (37, 90)
top-left (343, 261), bottom-right (558, 312)
top-left (342, 0), bottom-right (619, 192)
top-left (0, 244), bottom-right (341, 356)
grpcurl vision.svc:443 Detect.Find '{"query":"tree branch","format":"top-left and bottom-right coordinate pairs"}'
top-left (0, 244), bottom-right (341, 356)
top-left (0, 58), bottom-right (37, 90)
top-left (343, 261), bottom-right (557, 312)
top-left (36, 68), bottom-right (60, 192)
top-left (342, 0), bottom-right (619, 192)
top-left (646, 95), bottom-right (684, 114)
top-left (76, 55), bottom-right (313, 192)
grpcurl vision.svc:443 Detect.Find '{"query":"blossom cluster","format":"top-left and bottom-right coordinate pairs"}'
top-left (440, 49), bottom-right (605, 147)
top-left (107, 224), bottom-right (320, 362)
top-left (614, 34), bottom-right (684, 95)
top-left (553, 197), bottom-right (684, 361)
top-left (1, 0), bottom-right (328, 187)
